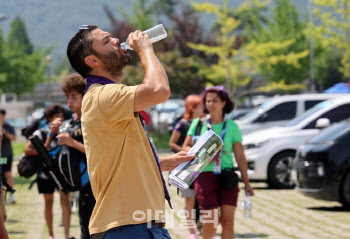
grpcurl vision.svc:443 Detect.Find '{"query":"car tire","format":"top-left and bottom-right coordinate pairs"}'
top-left (268, 151), bottom-right (296, 189)
top-left (341, 171), bottom-right (350, 208)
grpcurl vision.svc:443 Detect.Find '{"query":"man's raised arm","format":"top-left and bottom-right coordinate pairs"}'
top-left (131, 31), bottom-right (170, 112)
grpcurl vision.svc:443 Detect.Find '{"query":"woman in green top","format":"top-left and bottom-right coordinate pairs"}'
top-left (183, 86), bottom-right (254, 239)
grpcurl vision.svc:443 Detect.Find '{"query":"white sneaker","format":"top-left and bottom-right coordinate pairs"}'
top-left (6, 194), bottom-right (16, 205)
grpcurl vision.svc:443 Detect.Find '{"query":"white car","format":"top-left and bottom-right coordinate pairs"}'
top-left (236, 93), bottom-right (344, 135)
top-left (242, 96), bottom-right (350, 189)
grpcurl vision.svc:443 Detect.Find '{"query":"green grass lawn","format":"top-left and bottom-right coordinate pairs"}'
top-left (12, 141), bottom-right (26, 158)
top-left (11, 132), bottom-right (170, 158)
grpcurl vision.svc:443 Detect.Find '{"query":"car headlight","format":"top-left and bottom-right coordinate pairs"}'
top-left (244, 140), bottom-right (269, 150)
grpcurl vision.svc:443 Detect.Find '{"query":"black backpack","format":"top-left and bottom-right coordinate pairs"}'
top-left (29, 134), bottom-right (89, 193)
top-left (17, 154), bottom-right (42, 179)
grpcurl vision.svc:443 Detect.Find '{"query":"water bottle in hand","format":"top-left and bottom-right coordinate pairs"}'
top-left (58, 124), bottom-right (72, 184)
top-left (243, 192), bottom-right (252, 218)
top-left (121, 24), bottom-right (167, 50)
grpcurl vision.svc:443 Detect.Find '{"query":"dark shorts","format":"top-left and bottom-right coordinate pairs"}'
top-left (194, 172), bottom-right (239, 210)
top-left (37, 177), bottom-right (58, 194)
top-left (101, 222), bottom-right (171, 239)
top-left (2, 156), bottom-right (13, 172)
top-left (79, 189), bottom-right (96, 239)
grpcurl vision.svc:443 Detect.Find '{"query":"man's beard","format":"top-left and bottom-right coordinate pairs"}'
top-left (94, 50), bottom-right (131, 76)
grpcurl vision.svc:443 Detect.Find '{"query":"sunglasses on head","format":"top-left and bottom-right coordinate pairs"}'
top-left (205, 85), bottom-right (225, 91)
top-left (78, 25), bottom-right (91, 57)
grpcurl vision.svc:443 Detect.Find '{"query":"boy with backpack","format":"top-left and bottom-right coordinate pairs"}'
top-left (60, 73), bottom-right (95, 239)
top-left (24, 104), bottom-right (74, 239)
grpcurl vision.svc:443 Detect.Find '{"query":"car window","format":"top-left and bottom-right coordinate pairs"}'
top-left (305, 100), bottom-right (323, 110)
top-left (254, 101), bottom-right (297, 122)
top-left (238, 101), bottom-right (272, 122)
top-left (308, 121), bottom-right (350, 143)
top-left (287, 101), bottom-right (331, 127)
top-left (304, 103), bottom-right (350, 129)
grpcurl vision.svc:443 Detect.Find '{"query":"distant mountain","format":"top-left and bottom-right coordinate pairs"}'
top-left (0, 0), bottom-right (307, 66)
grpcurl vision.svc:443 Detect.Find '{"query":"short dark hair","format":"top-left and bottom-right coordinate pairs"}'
top-left (67, 25), bottom-right (98, 78)
top-left (0, 109), bottom-right (6, 115)
top-left (202, 87), bottom-right (235, 114)
top-left (45, 104), bottom-right (65, 121)
top-left (61, 73), bottom-right (86, 96)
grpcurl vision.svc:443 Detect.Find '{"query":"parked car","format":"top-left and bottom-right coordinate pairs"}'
top-left (225, 108), bottom-right (252, 120)
top-left (294, 120), bottom-right (350, 208)
top-left (236, 93), bottom-right (345, 135)
top-left (242, 97), bottom-right (350, 189)
top-left (149, 99), bottom-right (185, 131)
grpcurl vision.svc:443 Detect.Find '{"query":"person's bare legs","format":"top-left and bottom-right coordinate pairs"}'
top-left (220, 205), bottom-right (236, 239)
top-left (43, 193), bottom-right (54, 239)
top-left (201, 208), bottom-right (218, 239)
top-left (60, 191), bottom-right (71, 238)
top-left (0, 189), bottom-right (8, 239)
top-left (184, 197), bottom-right (197, 238)
top-left (4, 172), bottom-right (15, 202)
top-left (4, 172), bottom-right (14, 189)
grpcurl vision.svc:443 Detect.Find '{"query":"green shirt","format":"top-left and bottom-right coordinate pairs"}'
top-left (187, 117), bottom-right (242, 172)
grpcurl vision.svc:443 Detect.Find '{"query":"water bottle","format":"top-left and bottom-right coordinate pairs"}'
top-left (213, 155), bottom-right (221, 174)
top-left (121, 24), bottom-right (167, 50)
top-left (58, 124), bottom-right (70, 160)
top-left (243, 192), bottom-right (252, 218)
top-left (58, 123), bottom-right (72, 183)
top-left (192, 135), bottom-right (200, 145)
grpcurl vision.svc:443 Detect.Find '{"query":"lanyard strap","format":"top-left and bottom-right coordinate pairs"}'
top-left (85, 75), bottom-right (115, 92)
top-left (206, 115), bottom-right (227, 155)
top-left (139, 114), bottom-right (172, 208)
top-left (206, 115), bottom-right (227, 140)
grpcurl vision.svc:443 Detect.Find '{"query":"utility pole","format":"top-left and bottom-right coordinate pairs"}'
top-left (46, 55), bottom-right (53, 101)
top-left (308, 0), bottom-right (316, 92)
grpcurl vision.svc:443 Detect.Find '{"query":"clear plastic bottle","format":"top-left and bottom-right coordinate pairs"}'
top-left (213, 156), bottom-right (221, 174)
top-left (243, 192), bottom-right (252, 218)
top-left (121, 24), bottom-right (167, 50)
top-left (58, 123), bottom-right (72, 184)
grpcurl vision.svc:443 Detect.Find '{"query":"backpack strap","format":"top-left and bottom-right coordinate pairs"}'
top-left (28, 165), bottom-right (43, 190)
top-left (195, 117), bottom-right (204, 136)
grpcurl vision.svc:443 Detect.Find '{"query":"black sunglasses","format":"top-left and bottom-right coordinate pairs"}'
top-left (78, 25), bottom-right (91, 56)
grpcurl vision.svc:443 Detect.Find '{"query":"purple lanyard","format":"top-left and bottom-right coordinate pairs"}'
top-left (139, 115), bottom-right (172, 208)
top-left (85, 75), bottom-right (115, 92)
top-left (85, 75), bottom-right (172, 208)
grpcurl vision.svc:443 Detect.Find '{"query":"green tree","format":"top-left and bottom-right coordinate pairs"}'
top-left (151, 0), bottom-right (179, 21)
top-left (245, 0), bottom-right (310, 91)
top-left (310, 0), bottom-right (350, 80)
top-left (7, 15), bottom-right (33, 54)
top-left (188, 0), bottom-right (272, 94)
top-left (1, 45), bottom-right (47, 97)
top-left (122, 51), bottom-right (205, 97)
top-left (120, 0), bottom-right (154, 30)
top-left (0, 27), bottom-right (8, 90)
top-left (0, 17), bottom-right (48, 97)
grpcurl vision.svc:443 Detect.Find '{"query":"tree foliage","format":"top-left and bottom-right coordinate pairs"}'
top-left (0, 17), bottom-right (48, 97)
top-left (122, 51), bottom-right (205, 97)
top-left (245, 0), bottom-right (310, 91)
top-left (7, 15), bottom-right (33, 55)
top-left (119, 0), bottom-right (155, 30)
top-left (310, 0), bottom-right (350, 79)
top-left (104, 2), bottom-right (212, 95)
top-left (188, 0), bottom-right (271, 94)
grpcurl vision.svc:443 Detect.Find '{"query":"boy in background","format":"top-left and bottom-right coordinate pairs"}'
top-left (59, 73), bottom-right (95, 239)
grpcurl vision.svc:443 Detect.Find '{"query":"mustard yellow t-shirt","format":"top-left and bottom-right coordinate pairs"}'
top-left (81, 83), bottom-right (165, 234)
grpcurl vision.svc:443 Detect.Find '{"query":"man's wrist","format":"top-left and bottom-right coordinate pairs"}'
top-left (47, 132), bottom-right (54, 137)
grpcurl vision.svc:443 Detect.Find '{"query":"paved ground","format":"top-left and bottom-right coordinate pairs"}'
top-left (166, 182), bottom-right (350, 239)
top-left (4, 175), bottom-right (350, 238)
